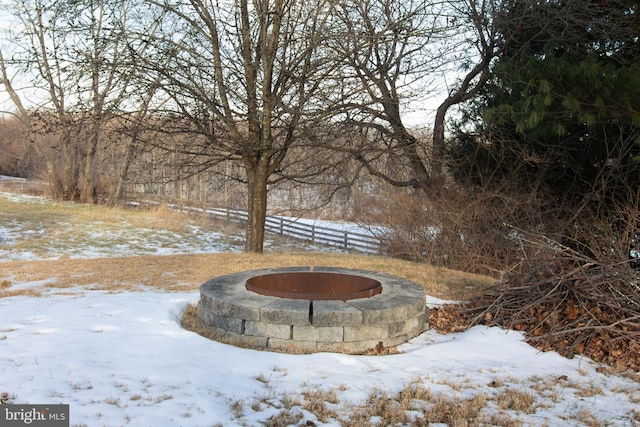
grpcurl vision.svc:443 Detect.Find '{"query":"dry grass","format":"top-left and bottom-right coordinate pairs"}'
top-left (230, 399), bottom-right (244, 418)
top-left (301, 388), bottom-right (340, 422)
top-left (362, 389), bottom-right (412, 425)
top-left (292, 381), bottom-right (525, 426)
top-left (246, 375), bottom-right (638, 426)
top-left (0, 252), bottom-right (494, 299)
top-left (0, 194), bottom-right (192, 234)
top-left (493, 388), bottom-right (538, 413)
top-left (1, 392), bottom-right (13, 404)
top-left (571, 410), bottom-right (606, 427)
top-left (0, 192), bottom-right (494, 299)
top-left (264, 410), bottom-right (304, 427)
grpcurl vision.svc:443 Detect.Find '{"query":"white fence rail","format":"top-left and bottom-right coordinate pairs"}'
top-left (135, 200), bottom-right (381, 254)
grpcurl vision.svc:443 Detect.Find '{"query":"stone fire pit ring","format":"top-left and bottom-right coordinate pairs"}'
top-left (196, 267), bottom-right (428, 354)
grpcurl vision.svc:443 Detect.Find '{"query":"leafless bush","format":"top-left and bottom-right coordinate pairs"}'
top-left (0, 117), bottom-right (44, 179)
top-left (368, 185), bottom-right (551, 277)
top-left (457, 195), bottom-right (640, 370)
top-left (370, 179), bottom-right (640, 372)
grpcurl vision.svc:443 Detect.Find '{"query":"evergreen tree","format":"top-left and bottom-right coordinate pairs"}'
top-left (452, 0), bottom-right (640, 206)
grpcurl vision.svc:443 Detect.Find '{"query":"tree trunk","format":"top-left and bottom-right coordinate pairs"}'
top-left (397, 129), bottom-right (432, 192)
top-left (244, 157), bottom-right (270, 253)
top-left (46, 159), bottom-right (64, 200)
top-left (61, 134), bottom-right (80, 201)
top-left (109, 133), bottom-right (137, 206)
top-left (80, 138), bottom-right (98, 203)
top-left (432, 56), bottom-right (492, 186)
top-left (431, 104), bottom-right (448, 185)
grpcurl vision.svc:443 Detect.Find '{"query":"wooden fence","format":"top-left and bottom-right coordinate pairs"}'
top-left (137, 201), bottom-right (381, 254)
top-left (196, 206), bottom-right (380, 253)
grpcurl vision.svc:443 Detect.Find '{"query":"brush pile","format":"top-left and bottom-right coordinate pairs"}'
top-left (430, 244), bottom-right (640, 373)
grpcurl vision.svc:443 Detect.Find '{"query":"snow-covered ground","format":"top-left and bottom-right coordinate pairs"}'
top-left (1, 192), bottom-right (639, 426)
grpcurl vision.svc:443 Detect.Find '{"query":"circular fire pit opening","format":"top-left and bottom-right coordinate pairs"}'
top-left (197, 267), bottom-right (428, 354)
top-left (246, 272), bottom-right (382, 301)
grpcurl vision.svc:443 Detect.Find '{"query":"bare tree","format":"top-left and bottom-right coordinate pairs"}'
top-left (0, 50), bottom-right (43, 168)
top-left (139, 0), bottom-right (341, 252)
top-left (328, 0), bottom-right (516, 193)
top-left (327, 0), bottom-right (444, 192)
top-left (107, 82), bottom-right (163, 206)
top-left (431, 0), bottom-right (516, 183)
top-left (1, 0), bottom-right (80, 199)
top-left (71, 0), bottom-right (137, 202)
top-left (1, 0), bottom-right (156, 202)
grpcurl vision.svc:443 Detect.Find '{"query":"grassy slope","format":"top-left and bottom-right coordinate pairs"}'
top-left (0, 194), bottom-right (494, 298)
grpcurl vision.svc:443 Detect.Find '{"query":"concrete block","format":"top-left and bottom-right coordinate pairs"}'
top-left (343, 324), bottom-right (390, 342)
top-left (244, 321), bottom-right (291, 340)
top-left (268, 338), bottom-right (318, 353)
top-left (259, 299), bottom-right (310, 325)
top-left (292, 325), bottom-right (343, 342)
top-left (203, 295), bottom-right (262, 321)
top-left (312, 301), bottom-right (363, 326)
top-left (221, 330), bottom-right (269, 349)
top-left (204, 311), bottom-right (245, 334)
top-left (387, 317), bottom-right (422, 337)
top-left (352, 295), bottom-right (425, 324)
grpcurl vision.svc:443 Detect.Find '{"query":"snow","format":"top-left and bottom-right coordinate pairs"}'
top-left (2, 291), bottom-right (638, 426)
top-left (1, 192), bottom-right (639, 426)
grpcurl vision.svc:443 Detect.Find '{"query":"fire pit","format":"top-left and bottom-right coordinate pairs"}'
top-left (246, 272), bottom-right (382, 300)
top-left (196, 267), bottom-right (427, 354)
